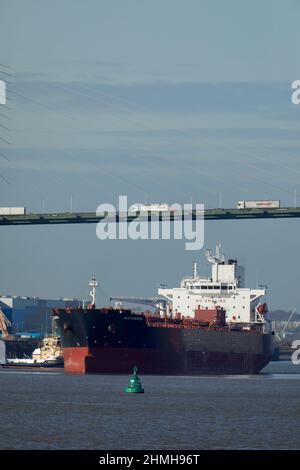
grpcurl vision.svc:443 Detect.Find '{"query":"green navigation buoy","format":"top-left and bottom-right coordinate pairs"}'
top-left (125, 366), bottom-right (144, 393)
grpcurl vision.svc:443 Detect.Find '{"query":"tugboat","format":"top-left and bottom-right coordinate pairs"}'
top-left (0, 307), bottom-right (64, 369)
top-left (3, 335), bottom-right (64, 368)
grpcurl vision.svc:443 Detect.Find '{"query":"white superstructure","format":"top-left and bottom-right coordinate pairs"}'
top-left (158, 243), bottom-right (267, 325)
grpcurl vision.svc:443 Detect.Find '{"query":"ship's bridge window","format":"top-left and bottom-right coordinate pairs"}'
top-left (221, 286), bottom-right (227, 290)
top-left (228, 286), bottom-right (233, 290)
top-left (201, 286), bottom-right (208, 290)
top-left (208, 286), bottom-right (213, 290)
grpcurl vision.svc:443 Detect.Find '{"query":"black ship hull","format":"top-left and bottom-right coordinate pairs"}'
top-left (54, 308), bottom-right (274, 375)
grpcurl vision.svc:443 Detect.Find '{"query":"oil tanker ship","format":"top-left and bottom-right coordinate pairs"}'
top-left (54, 244), bottom-right (274, 375)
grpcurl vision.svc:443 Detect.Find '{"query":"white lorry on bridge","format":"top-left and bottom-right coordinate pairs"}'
top-left (237, 200), bottom-right (280, 210)
top-left (0, 207), bottom-right (26, 216)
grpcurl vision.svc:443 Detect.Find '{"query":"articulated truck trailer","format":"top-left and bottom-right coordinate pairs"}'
top-left (237, 200), bottom-right (280, 209)
top-left (0, 207), bottom-right (26, 216)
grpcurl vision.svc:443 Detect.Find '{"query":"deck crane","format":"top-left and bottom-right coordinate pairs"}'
top-left (109, 296), bottom-right (168, 313)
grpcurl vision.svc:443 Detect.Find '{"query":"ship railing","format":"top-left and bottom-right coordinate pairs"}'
top-left (227, 322), bottom-right (265, 333)
top-left (146, 317), bottom-right (265, 333)
top-left (145, 318), bottom-right (227, 331)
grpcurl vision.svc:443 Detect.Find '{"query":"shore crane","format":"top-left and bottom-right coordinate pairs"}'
top-left (275, 308), bottom-right (297, 341)
top-left (0, 308), bottom-right (11, 338)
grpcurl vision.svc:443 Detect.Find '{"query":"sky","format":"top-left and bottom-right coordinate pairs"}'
top-left (0, 0), bottom-right (300, 312)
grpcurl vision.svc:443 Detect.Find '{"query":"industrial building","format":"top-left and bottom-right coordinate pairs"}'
top-left (0, 295), bottom-right (81, 335)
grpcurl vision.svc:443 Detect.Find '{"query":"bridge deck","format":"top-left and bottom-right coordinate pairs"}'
top-left (0, 207), bottom-right (300, 226)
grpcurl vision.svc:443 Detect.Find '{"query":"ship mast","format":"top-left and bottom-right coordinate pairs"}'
top-left (192, 261), bottom-right (198, 279)
top-left (89, 276), bottom-right (98, 307)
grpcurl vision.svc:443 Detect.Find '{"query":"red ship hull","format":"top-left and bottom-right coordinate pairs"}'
top-left (63, 346), bottom-right (271, 375)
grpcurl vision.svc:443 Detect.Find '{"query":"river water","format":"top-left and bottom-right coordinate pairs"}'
top-left (0, 361), bottom-right (299, 450)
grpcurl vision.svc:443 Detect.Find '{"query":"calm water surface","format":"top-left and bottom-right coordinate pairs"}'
top-left (0, 361), bottom-right (299, 450)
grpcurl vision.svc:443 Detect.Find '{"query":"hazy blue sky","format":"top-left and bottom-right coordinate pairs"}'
top-left (0, 1), bottom-right (300, 312)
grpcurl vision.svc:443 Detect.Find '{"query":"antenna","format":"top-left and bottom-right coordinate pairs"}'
top-left (206, 243), bottom-right (225, 265)
top-left (193, 261), bottom-right (197, 279)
